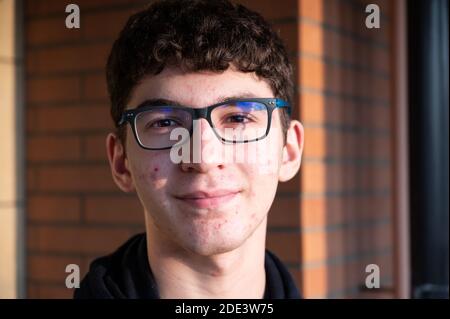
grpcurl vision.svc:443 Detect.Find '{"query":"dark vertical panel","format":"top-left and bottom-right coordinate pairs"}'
top-left (408, 0), bottom-right (449, 299)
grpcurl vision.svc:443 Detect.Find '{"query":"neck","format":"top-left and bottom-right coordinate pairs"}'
top-left (145, 217), bottom-right (267, 299)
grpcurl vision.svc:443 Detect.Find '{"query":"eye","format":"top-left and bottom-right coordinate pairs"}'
top-left (224, 114), bottom-right (253, 124)
top-left (148, 118), bottom-right (180, 128)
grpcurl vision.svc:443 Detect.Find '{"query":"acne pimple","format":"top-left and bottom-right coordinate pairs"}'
top-left (153, 167), bottom-right (159, 172)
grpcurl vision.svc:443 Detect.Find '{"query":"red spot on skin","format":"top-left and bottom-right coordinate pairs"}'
top-left (150, 167), bottom-right (159, 181)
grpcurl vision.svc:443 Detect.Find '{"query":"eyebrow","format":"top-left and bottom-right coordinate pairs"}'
top-left (132, 92), bottom-right (260, 109)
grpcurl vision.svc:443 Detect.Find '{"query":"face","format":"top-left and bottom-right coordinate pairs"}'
top-left (107, 67), bottom-right (304, 256)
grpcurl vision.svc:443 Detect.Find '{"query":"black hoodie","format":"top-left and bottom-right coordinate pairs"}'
top-left (74, 233), bottom-right (300, 299)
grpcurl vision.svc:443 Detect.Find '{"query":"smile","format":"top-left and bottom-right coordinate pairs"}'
top-left (174, 190), bottom-right (241, 209)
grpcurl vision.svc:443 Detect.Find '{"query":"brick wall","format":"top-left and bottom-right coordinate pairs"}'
top-left (25, 0), bottom-right (150, 298)
top-left (296, 0), bottom-right (395, 298)
top-left (24, 0), bottom-right (397, 298)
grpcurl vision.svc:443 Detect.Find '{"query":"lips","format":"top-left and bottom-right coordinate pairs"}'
top-left (174, 190), bottom-right (241, 209)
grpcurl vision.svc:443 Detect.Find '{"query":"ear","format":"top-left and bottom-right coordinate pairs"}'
top-left (279, 120), bottom-right (304, 182)
top-left (106, 133), bottom-right (135, 192)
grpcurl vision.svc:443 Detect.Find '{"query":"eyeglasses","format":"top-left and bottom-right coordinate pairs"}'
top-left (118, 98), bottom-right (291, 150)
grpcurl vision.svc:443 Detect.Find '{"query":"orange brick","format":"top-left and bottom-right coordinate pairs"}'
top-left (27, 136), bottom-right (82, 162)
top-left (329, 163), bottom-right (349, 192)
top-left (299, 56), bottom-right (324, 90)
top-left (31, 104), bottom-right (112, 133)
top-left (27, 16), bottom-right (82, 46)
top-left (300, 22), bottom-right (323, 54)
top-left (324, 130), bottom-right (343, 158)
top-left (27, 283), bottom-right (39, 298)
top-left (300, 198), bottom-right (326, 228)
top-left (326, 66), bottom-right (342, 95)
top-left (301, 162), bottom-right (326, 194)
top-left (28, 224), bottom-right (135, 254)
top-left (83, 133), bottom-right (108, 161)
top-left (35, 285), bottom-right (74, 299)
top-left (27, 167), bottom-right (38, 191)
top-left (325, 230), bottom-right (346, 259)
top-left (378, 0), bottom-right (393, 17)
top-left (327, 198), bottom-right (348, 222)
top-left (27, 43), bottom-right (111, 74)
top-left (303, 126), bottom-right (326, 158)
top-left (300, 93), bottom-right (325, 123)
top-left (36, 164), bottom-right (117, 192)
top-left (28, 195), bottom-right (81, 222)
top-left (266, 231), bottom-right (300, 264)
top-left (338, 2), bottom-right (355, 34)
top-left (372, 223), bottom-right (394, 248)
top-left (27, 76), bottom-right (81, 104)
top-left (299, 0), bottom-right (323, 22)
top-left (83, 73), bottom-right (109, 100)
top-left (28, 255), bottom-right (83, 283)
top-left (333, 33), bottom-right (353, 63)
top-left (83, 8), bottom-right (138, 41)
top-left (277, 174), bottom-right (301, 194)
top-left (321, 0), bottom-right (341, 27)
top-left (326, 263), bottom-right (347, 294)
top-left (27, 107), bottom-right (37, 133)
top-left (301, 230), bottom-right (327, 263)
top-left (340, 132), bottom-right (358, 158)
top-left (268, 195), bottom-right (300, 227)
top-left (369, 77), bottom-right (390, 101)
top-left (302, 264), bottom-right (327, 298)
top-left (26, 0), bottom-right (138, 17)
top-left (373, 135), bottom-right (392, 158)
top-left (373, 47), bottom-right (391, 75)
top-left (84, 195), bottom-right (144, 225)
top-left (26, 0), bottom-right (68, 17)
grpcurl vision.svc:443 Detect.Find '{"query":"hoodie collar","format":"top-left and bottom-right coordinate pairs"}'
top-left (74, 233), bottom-right (300, 299)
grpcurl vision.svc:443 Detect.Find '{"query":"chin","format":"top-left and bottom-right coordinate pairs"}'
top-left (170, 210), bottom-right (267, 256)
top-left (187, 241), bottom-right (243, 257)
top-left (181, 228), bottom-right (249, 257)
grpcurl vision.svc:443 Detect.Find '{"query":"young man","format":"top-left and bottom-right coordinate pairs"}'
top-left (75, 0), bottom-right (304, 299)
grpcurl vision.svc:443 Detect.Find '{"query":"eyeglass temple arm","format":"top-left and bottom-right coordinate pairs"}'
top-left (275, 99), bottom-right (292, 116)
top-left (118, 112), bottom-right (133, 126)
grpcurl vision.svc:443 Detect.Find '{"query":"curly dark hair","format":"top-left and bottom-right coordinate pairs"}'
top-left (106, 0), bottom-right (294, 143)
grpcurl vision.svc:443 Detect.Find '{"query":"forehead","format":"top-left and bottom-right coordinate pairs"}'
top-left (128, 67), bottom-right (274, 108)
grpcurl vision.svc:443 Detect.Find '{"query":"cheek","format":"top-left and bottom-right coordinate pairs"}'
top-left (240, 167), bottom-right (278, 214)
top-left (243, 139), bottom-right (282, 176)
top-left (130, 154), bottom-right (169, 191)
top-left (136, 164), bottom-right (159, 181)
top-left (150, 166), bottom-right (159, 181)
top-left (143, 165), bottom-right (168, 190)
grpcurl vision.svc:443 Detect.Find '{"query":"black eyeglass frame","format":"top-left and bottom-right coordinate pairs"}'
top-left (117, 98), bottom-right (291, 150)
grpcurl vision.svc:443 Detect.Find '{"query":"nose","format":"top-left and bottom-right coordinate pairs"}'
top-left (179, 118), bottom-right (225, 173)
